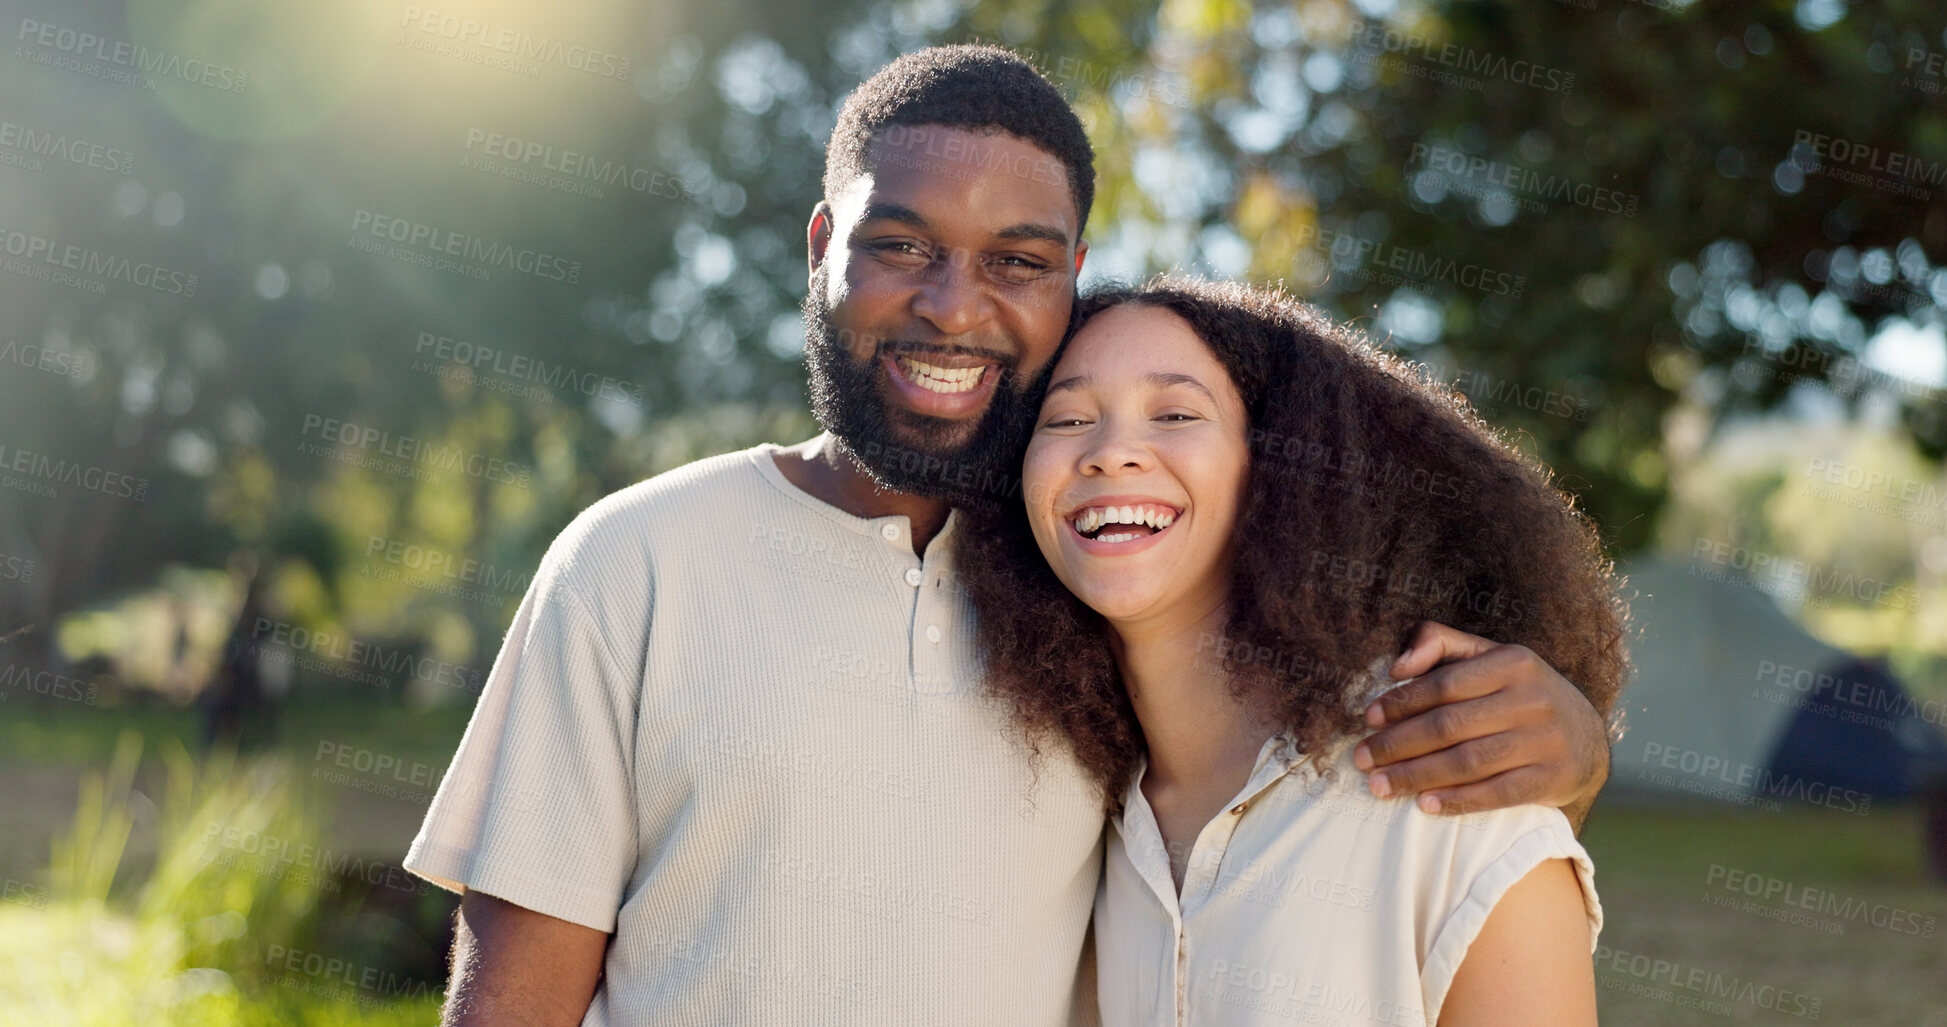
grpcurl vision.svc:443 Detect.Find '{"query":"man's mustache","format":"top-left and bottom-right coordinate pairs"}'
top-left (874, 339), bottom-right (1015, 364)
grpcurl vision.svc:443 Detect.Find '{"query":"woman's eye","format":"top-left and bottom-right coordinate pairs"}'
top-left (1042, 417), bottom-right (1091, 428)
top-left (1156, 413), bottom-right (1201, 422)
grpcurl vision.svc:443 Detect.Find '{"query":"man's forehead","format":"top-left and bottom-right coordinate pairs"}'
top-left (836, 125), bottom-right (1078, 239)
top-left (863, 123), bottom-right (1058, 168)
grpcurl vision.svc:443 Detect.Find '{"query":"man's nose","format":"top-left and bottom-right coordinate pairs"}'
top-left (910, 252), bottom-right (993, 337)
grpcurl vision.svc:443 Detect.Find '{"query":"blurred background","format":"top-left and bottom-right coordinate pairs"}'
top-left (2, 0), bottom-right (1944, 1022)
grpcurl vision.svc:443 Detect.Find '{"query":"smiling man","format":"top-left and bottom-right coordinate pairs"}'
top-left (403, 45), bottom-right (1612, 1026)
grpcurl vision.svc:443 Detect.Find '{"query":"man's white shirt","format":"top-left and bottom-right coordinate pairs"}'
top-left (405, 439), bottom-right (1106, 1025)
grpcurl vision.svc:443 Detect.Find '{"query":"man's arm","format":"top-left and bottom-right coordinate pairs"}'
top-left (442, 889), bottom-right (611, 1027)
top-left (1351, 621), bottom-right (1611, 831)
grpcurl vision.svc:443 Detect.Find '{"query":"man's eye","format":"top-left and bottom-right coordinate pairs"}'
top-left (988, 256), bottom-right (1051, 284)
top-left (870, 241), bottom-right (930, 263)
top-left (1157, 413), bottom-right (1201, 422)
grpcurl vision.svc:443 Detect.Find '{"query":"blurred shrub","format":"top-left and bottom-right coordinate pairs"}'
top-left (0, 731), bottom-right (443, 1025)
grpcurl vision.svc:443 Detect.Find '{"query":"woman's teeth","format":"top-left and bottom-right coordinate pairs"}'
top-left (897, 356), bottom-right (988, 394)
top-left (1073, 504), bottom-right (1177, 543)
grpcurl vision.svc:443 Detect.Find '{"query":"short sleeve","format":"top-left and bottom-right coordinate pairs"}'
top-left (402, 567), bottom-right (641, 933)
top-left (1419, 809), bottom-right (1602, 1021)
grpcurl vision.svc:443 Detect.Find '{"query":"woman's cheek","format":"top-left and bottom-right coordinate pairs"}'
top-left (1187, 440), bottom-right (1250, 547)
top-left (1020, 451), bottom-right (1063, 550)
top-left (1021, 443), bottom-right (1067, 509)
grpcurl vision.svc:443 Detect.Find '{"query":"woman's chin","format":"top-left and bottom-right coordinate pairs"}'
top-left (1066, 579), bottom-right (1167, 626)
top-left (1041, 539), bottom-right (1190, 625)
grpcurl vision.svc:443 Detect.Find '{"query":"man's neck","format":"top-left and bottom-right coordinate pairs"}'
top-left (771, 433), bottom-right (952, 556)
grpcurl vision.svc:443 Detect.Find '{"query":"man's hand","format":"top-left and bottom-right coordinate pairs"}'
top-left (443, 889), bottom-right (611, 1026)
top-left (1350, 621), bottom-right (1609, 830)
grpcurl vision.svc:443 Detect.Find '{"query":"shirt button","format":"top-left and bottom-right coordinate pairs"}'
top-left (881, 523), bottom-right (900, 540)
top-left (1230, 802), bottom-right (1249, 815)
top-left (904, 567), bottom-right (924, 587)
top-left (925, 624), bottom-right (942, 644)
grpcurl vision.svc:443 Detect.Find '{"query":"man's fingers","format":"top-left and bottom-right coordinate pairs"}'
top-left (1367, 653), bottom-right (1518, 731)
top-left (1365, 730), bottom-right (1538, 800)
top-left (1388, 620), bottom-right (1497, 682)
top-left (1358, 631), bottom-right (1610, 817)
top-left (1360, 691), bottom-right (1525, 769)
top-left (1415, 766), bottom-right (1553, 817)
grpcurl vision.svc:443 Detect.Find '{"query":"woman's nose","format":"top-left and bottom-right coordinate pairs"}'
top-left (1080, 426), bottom-right (1149, 476)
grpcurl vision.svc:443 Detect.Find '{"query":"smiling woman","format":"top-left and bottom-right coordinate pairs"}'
top-left (1024, 305), bottom-right (1253, 626)
top-left (956, 274), bottom-right (1628, 1025)
top-left (957, 273), bottom-right (1629, 807)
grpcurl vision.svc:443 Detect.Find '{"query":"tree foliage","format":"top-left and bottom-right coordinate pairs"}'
top-left (6, 0), bottom-right (1942, 681)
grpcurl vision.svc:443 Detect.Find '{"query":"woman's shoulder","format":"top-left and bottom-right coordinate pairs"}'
top-left (1287, 733), bottom-right (1603, 963)
top-left (1292, 734), bottom-right (1582, 853)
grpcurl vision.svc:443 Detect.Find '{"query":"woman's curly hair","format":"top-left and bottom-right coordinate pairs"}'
top-left (956, 275), bottom-right (1629, 809)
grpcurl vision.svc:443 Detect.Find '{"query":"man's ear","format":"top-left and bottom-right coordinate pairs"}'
top-left (1073, 238), bottom-right (1088, 275)
top-left (808, 201), bottom-right (835, 275)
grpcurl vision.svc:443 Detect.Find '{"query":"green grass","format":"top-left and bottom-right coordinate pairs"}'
top-left (0, 691), bottom-right (473, 884)
top-left (0, 904), bottom-right (444, 1027)
top-left (0, 699), bottom-right (204, 766)
top-left (5, 698), bottom-right (1944, 1023)
top-left (0, 689), bottom-right (470, 771)
top-left (1583, 802), bottom-right (1947, 1026)
top-left (0, 731), bottom-right (451, 1026)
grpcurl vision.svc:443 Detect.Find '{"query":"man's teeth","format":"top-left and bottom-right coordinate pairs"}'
top-left (897, 356), bottom-right (988, 394)
top-left (1074, 504), bottom-right (1178, 536)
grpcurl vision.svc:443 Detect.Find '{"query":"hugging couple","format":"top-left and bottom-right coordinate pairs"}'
top-left (404, 44), bottom-right (1627, 1026)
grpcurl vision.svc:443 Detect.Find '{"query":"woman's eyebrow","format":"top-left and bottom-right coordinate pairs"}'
top-left (1043, 370), bottom-right (1216, 401)
top-left (1147, 371), bottom-right (1216, 402)
top-left (1045, 373), bottom-right (1092, 396)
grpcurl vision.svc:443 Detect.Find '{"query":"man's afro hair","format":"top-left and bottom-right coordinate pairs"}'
top-left (824, 44), bottom-right (1095, 235)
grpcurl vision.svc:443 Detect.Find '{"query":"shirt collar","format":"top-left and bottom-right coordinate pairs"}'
top-left (753, 434), bottom-right (964, 551)
top-left (1116, 731), bottom-right (1312, 829)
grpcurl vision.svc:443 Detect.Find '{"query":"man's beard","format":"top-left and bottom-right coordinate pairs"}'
top-left (801, 264), bottom-right (1048, 514)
